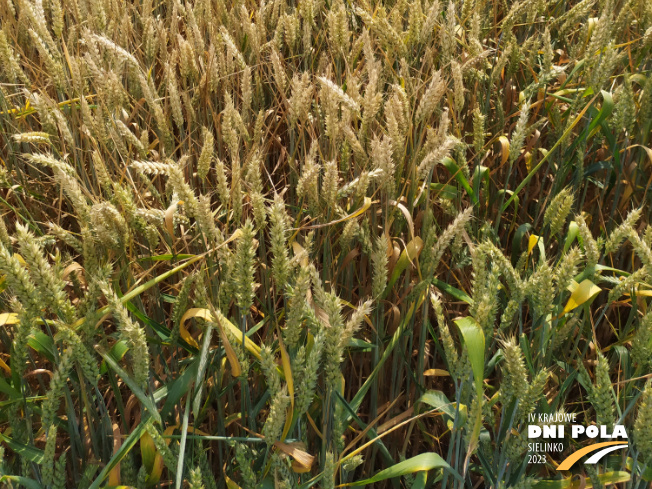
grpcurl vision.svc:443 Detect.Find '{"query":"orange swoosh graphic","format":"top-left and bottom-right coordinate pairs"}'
top-left (557, 441), bottom-right (628, 471)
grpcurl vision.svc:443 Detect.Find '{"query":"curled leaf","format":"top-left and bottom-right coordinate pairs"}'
top-left (165, 200), bottom-right (183, 238)
top-left (561, 279), bottom-right (601, 316)
top-left (274, 441), bottom-right (315, 473)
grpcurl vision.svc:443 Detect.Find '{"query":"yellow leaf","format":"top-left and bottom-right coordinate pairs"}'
top-left (210, 313), bottom-right (241, 377)
top-left (561, 279), bottom-right (601, 316)
top-left (179, 308), bottom-right (248, 376)
top-left (178, 308), bottom-right (207, 349)
top-left (281, 405), bottom-right (294, 444)
top-left (619, 184), bottom-right (634, 210)
top-left (524, 151), bottom-right (533, 172)
top-left (225, 474), bottom-right (243, 489)
top-left (625, 289), bottom-right (652, 297)
top-left (301, 197), bottom-right (372, 230)
top-left (446, 403), bottom-right (468, 430)
top-left (174, 307), bottom-right (263, 363)
top-left (627, 144), bottom-right (652, 166)
top-left (498, 136), bottom-right (510, 166)
top-left (212, 308), bottom-right (262, 360)
top-left (0, 357), bottom-right (10, 375)
top-left (423, 369), bottom-right (450, 377)
top-left (587, 17), bottom-right (599, 41)
top-left (140, 431), bottom-right (163, 487)
top-left (528, 234), bottom-right (541, 255)
top-left (108, 424), bottom-right (122, 486)
top-left (226, 228), bottom-right (243, 243)
top-left (186, 426), bottom-right (209, 436)
top-left (0, 312), bottom-right (19, 326)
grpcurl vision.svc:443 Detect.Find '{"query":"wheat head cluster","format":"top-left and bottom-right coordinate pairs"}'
top-left (0, 0), bottom-right (651, 487)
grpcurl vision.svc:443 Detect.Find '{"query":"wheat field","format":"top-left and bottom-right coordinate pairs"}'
top-left (0, 0), bottom-right (651, 487)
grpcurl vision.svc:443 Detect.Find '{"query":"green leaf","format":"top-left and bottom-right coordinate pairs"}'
top-left (419, 392), bottom-right (468, 429)
top-left (88, 417), bottom-right (153, 489)
top-left (334, 391), bottom-right (394, 466)
top-left (345, 453), bottom-right (462, 486)
top-left (442, 157), bottom-right (476, 204)
top-left (587, 90), bottom-right (614, 137)
top-left (125, 303), bottom-right (172, 342)
top-left (453, 317), bottom-right (485, 453)
top-left (349, 302), bottom-right (417, 415)
top-left (103, 254), bottom-right (206, 315)
top-left (511, 223), bottom-right (532, 264)
top-left (563, 221), bottom-right (579, 253)
top-left (411, 471), bottom-right (428, 489)
top-left (109, 340), bottom-right (130, 362)
top-left (429, 182), bottom-right (459, 200)
top-left (496, 189), bottom-right (519, 224)
top-left (0, 375), bottom-right (21, 399)
top-left (28, 332), bottom-right (55, 362)
top-left (100, 340), bottom-right (130, 375)
top-left (347, 337), bottom-right (376, 350)
top-left (453, 317), bottom-right (484, 397)
top-left (502, 93), bottom-right (601, 212)
top-left (138, 254), bottom-right (196, 262)
top-left (0, 475), bottom-right (43, 489)
top-left (416, 390), bottom-right (455, 419)
top-left (627, 457), bottom-right (652, 481)
top-left (431, 278), bottom-right (473, 304)
top-left (193, 321), bottom-right (214, 418)
top-left (0, 432), bottom-right (44, 464)
top-left (97, 348), bottom-right (161, 424)
top-left (472, 164), bottom-right (489, 206)
top-left (160, 358), bottom-right (200, 419)
top-left (175, 394), bottom-right (192, 489)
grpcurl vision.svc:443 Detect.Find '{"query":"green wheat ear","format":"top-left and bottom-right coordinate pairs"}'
top-left (52, 454), bottom-right (67, 489)
top-left (262, 385), bottom-right (290, 447)
top-left (235, 443), bottom-right (258, 488)
top-left (632, 312), bottom-right (652, 370)
top-left (322, 451), bottom-right (336, 489)
top-left (232, 219), bottom-right (257, 315)
top-left (500, 337), bottom-right (528, 405)
top-left (371, 233), bottom-right (389, 300)
top-left (102, 283), bottom-right (150, 389)
top-left (268, 193), bottom-right (291, 289)
top-left (42, 424), bottom-right (57, 486)
top-left (634, 381), bottom-right (652, 464)
top-left (197, 126), bottom-right (214, 180)
top-left (188, 466), bottom-right (205, 489)
top-left (589, 352), bottom-right (616, 430)
top-left (544, 187), bottom-right (574, 236)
